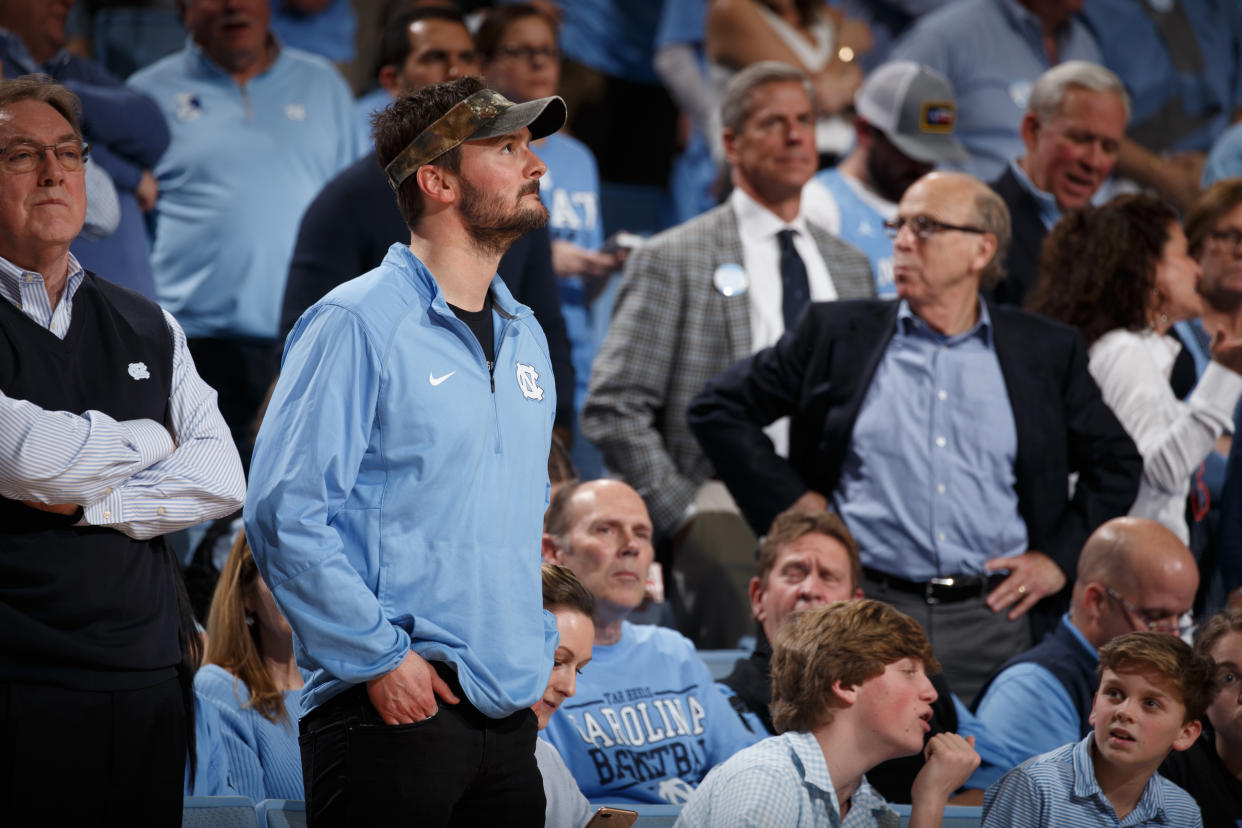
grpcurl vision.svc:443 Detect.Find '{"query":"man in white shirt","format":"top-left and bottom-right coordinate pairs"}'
top-left (582, 60), bottom-right (874, 649)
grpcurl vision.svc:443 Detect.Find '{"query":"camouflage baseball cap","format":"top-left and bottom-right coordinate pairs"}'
top-left (384, 88), bottom-right (567, 191)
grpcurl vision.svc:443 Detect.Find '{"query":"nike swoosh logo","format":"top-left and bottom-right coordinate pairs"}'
top-left (429, 371), bottom-right (456, 386)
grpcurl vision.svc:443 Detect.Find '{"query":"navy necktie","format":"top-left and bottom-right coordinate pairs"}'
top-left (777, 228), bottom-right (810, 330)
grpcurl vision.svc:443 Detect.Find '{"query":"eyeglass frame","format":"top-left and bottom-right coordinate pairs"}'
top-left (1102, 585), bottom-right (1195, 636)
top-left (1207, 227), bottom-right (1242, 252)
top-left (883, 214), bottom-right (988, 241)
top-left (0, 139), bottom-right (91, 174)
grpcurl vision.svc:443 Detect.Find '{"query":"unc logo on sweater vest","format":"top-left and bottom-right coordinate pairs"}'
top-left (515, 363), bottom-right (543, 400)
top-left (128, 362), bottom-right (150, 380)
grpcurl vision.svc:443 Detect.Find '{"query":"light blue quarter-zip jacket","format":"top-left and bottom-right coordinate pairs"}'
top-left (246, 244), bottom-right (558, 718)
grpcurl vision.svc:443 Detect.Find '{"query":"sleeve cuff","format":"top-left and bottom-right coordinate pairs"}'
top-left (1193, 361), bottom-right (1242, 426)
top-left (124, 417), bottom-right (177, 468)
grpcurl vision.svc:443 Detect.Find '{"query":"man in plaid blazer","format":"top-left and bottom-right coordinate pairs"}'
top-left (582, 61), bottom-right (875, 648)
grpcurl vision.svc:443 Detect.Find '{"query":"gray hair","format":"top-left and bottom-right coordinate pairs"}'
top-left (720, 61), bottom-right (814, 134)
top-left (1028, 60), bottom-right (1131, 124)
top-left (974, 186), bottom-right (1011, 289)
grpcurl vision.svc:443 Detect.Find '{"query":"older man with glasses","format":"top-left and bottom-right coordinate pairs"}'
top-left (0, 76), bottom-right (244, 826)
top-left (689, 171), bottom-right (1142, 702)
top-left (969, 517), bottom-right (1198, 790)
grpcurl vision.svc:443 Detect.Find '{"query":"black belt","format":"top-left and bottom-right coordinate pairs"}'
top-left (862, 566), bottom-right (1006, 605)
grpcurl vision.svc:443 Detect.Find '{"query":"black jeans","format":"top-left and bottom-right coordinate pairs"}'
top-left (299, 663), bottom-right (545, 827)
top-left (0, 676), bottom-right (185, 827)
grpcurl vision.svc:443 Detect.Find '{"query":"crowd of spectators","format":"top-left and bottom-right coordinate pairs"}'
top-left (5, 0), bottom-right (1242, 826)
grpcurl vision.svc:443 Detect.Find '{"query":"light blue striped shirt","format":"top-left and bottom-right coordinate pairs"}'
top-left (675, 731), bottom-right (899, 828)
top-left (835, 300), bottom-right (1028, 580)
top-left (0, 253), bottom-right (245, 539)
top-left (982, 735), bottom-right (1203, 827)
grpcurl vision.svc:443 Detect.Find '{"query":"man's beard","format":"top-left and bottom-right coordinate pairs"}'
top-left (458, 176), bottom-right (549, 258)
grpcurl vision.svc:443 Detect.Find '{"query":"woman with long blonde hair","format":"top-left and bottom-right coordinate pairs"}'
top-left (194, 531), bottom-right (304, 801)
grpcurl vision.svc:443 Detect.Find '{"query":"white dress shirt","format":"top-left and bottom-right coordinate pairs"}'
top-left (731, 187), bottom-right (839, 455)
top-left (1088, 327), bottom-right (1242, 543)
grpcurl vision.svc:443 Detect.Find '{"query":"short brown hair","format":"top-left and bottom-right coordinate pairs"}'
top-left (974, 185), bottom-right (1012, 289)
top-left (1194, 606), bottom-right (1242, 663)
top-left (542, 563), bottom-right (596, 620)
top-left (476, 3), bottom-right (559, 59)
top-left (757, 508), bottom-right (861, 592)
top-left (771, 599), bottom-right (939, 733)
top-left (373, 75), bottom-right (486, 229)
top-left (1098, 631), bottom-right (1217, 723)
top-left (1185, 179), bottom-right (1242, 258)
top-left (0, 75), bottom-right (83, 141)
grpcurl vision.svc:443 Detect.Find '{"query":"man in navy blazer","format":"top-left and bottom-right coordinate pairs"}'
top-left (688, 171), bottom-right (1141, 700)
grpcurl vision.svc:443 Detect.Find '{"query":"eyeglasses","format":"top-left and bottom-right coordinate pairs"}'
top-left (883, 215), bottom-right (987, 241)
top-left (0, 140), bottom-right (90, 174)
top-left (1103, 586), bottom-right (1195, 637)
top-left (1208, 228), bottom-right (1242, 251)
top-left (494, 45), bottom-right (560, 63)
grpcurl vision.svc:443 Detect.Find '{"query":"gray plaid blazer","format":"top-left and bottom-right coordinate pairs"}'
top-left (581, 202), bottom-right (875, 537)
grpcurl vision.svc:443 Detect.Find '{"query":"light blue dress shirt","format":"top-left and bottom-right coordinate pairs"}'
top-left (676, 730), bottom-right (899, 827)
top-left (835, 301), bottom-right (1028, 580)
top-left (891, 0), bottom-right (1102, 180)
top-left (974, 613), bottom-right (1097, 775)
top-left (1007, 158), bottom-right (1062, 231)
top-left (982, 734), bottom-right (1204, 827)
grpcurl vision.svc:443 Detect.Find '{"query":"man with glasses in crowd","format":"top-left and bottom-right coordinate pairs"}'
top-left (0, 76), bottom-right (244, 826)
top-left (970, 516), bottom-right (1198, 781)
top-left (688, 171), bottom-right (1142, 702)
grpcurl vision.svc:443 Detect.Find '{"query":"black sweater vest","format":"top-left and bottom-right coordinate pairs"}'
top-left (0, 274), bottom-right (179, 690)
top-left (971, 617), bottom-right (1098, 735)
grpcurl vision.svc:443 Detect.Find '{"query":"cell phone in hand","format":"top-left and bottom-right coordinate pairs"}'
top-left (585, 806), bottom-right (639, 827)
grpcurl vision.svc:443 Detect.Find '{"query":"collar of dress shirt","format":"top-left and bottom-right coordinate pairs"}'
top-left (0, 252), bottom-right (86, 311)
top-left (1008, 157), bottom-right (1063, 231)
top-left (895, 297), bottom-right (995, 347)
top-left (731, 185), bottom-right (813, 247)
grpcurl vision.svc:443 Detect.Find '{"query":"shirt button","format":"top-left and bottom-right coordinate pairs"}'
top-left (937, 483), bottom-right (946, 494)
top-left (935, 436), bottom-right (946, 448)
top-left (937, 390), bottom-right (947, 401)
top-left (103, 510), bottom-right (111, 519)
top-left (157, 507), bottom-right (166, 516)
top-left (104, 487), bottom-right (112, 496)
top-left (938, 531), bottom-right (947, 541)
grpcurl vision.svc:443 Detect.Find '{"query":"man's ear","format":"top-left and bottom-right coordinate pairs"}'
top-left (1171, 718), bottom-right (1202, 752)
top-left (748, 576), bottom-right (765, 622)
top-left (970, 232), bottom-right (998, 275)
top-left (722, 127), bottom-right (739, 168)
top-left (542, 534), bottom-right (563, 564)
top-left (1088, 695), bottom-right (1098, 730)
top-left (831, 679), bottom-right (859, 708)
top-left (1019, 111), bottom-right (1041, 154)
top-left (377, 65), bottom-right (400, 96)
top-left (416, 164), bottom-right (456, 206)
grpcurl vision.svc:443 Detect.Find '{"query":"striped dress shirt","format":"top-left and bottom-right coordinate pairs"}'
top-left (0, 253), bottom-right (244, 539)
top-left (982, 734), bottom-right (1203, 827)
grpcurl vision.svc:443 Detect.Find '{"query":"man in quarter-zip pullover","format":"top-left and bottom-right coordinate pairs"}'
top-left (245, 77), bottom-right (565, 826)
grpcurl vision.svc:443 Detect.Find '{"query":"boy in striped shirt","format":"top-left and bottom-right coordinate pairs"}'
top-left (983, 632), bottom-right (1214, 827)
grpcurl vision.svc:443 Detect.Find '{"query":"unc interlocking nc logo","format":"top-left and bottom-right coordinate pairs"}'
top-left (515, 363), bottom-right (543, 400)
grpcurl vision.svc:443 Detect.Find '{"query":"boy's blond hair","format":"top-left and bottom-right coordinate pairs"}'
top-left (771, 599), bottom-right (938, 733)
top-left (1097, 631), bottom-right (1217, 723)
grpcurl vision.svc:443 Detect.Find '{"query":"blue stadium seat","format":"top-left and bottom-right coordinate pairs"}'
top-left (255, 799), bottom-right (306, 828)
top-left (697, 649), bottom-right (748, 680)
top-left (182, 796), bottom-right (258, 828)
top-left (890, 803), bottom-right (982, 827)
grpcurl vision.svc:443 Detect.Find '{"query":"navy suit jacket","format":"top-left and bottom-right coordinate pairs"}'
top-left (989, 166), bottom-right (1048, 308)
top-left (687, 299), bottom-right (1142, 593)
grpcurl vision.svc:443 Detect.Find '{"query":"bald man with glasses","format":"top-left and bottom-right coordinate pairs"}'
top-left (970, 517), bottom-right (1198, 787)
top-left (689, 171), bottom-right (1142, 702)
